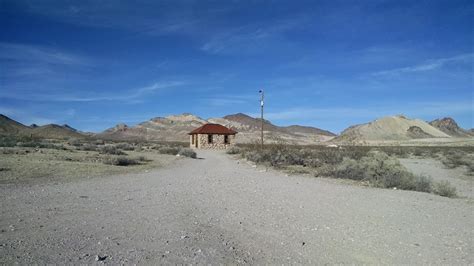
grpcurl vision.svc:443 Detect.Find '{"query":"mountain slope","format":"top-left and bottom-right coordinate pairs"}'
top-left (31, 124), bottom-right (85, 139)
top-left (335, 115), bottom-right (451, 142)
top-left (97, 114), bottom-right (207, 141)
top-left (0, 114), bottom-right (86, 139)
top-left (0, 114), bottom-right (31, 135)
top-left (283, 125), bottom-right (336, 137)
top-left (209, 113), bottom-right (335, 144)
top-left (98, 113), bottom-right (335, 144)
top-left (429, 118), bottom-right (471, 137)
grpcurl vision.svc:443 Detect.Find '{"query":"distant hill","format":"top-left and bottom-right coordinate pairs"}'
top-left (0, 114), bottom-right (86, 139)
top-left (283, 125), bottom-right (336, 137)
top-left (0, 114), bottom-right (31, 135)
top-left (211, 113), bottom-right (335, 144)
top-left (98, 113), bottom-right (335, 144)
top-left (334, 115), bottom-right (451, 142)
top-left (429, 117), bottom-right (471, 137)
top-left (96, 114), bottom-right (207, 142)
top-left (31, 124), bottom-right (85, 139)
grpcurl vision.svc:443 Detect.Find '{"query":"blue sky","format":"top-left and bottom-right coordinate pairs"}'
top-left (0, 0), bottom-right (472, 133)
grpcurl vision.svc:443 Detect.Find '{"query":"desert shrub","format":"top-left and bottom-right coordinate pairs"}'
top-left (136, 155), bottom-right (147, 162)
top-left (412, 148), bottom-right (424, 157)
top-left (239, 145), bottom-right (372, 168)
top-left (413, 175), bottom-right (433, 193)
top-left (178, 148), bottom-right (197, 158)
top-left (0, 136), bottom-right (18, 147)
top-left (335, 151), bottom-right (419, 190)
top-left (38, 143), bottom-right (67, 150)
top-left (99, 145), bottom-right (126, 155)
top-left (441, 150), bottom-right (474, 173)
top-left (0, 148), bottom-right (17, 154)
top-left (67, 138), bottom-right (82, 147)
top-left (115, 143), bottom-right (135, 151)
top-left (226, 146), bottom-right (241, 154)
top-left (80, 143), bottom-right (98, 151)
top-left (334, 157), bottom-right (365, 180)
top-left (16, 140), bottom-right (40, 148)
top-left (158, 146), bottom-right (180, 155)
top-left (434, 181), bottom-right (457, 198)
top-left (103, 156), bottom-right (139, 166)
top-left (13, 139), bottom-right (66, 150)
top-left (467, 164), bottom-right (474, 176)
top-left (94, 139), bottom-right (105, 145)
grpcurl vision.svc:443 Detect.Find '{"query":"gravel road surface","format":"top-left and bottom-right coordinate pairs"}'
top-left (1, 150), bottom-right (472, 264)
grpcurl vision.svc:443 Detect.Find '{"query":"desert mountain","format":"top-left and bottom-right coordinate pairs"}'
top-left (98, 113), bottom-right (335, 144)
top-left (335, 115), bottom-right (451, 142)
top-left (0, 114), bottom-right (86, 139)
top-left (429, 117), bottom-right (471, 137)
top-left (31, 124), bottom-right (85, 139)
top-left (209, 113), bottom-right (335, 144)
top-left (0, 114), bottom-right (31, 135)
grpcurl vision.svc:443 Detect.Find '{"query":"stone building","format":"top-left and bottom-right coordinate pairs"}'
top-left (188, 123), bottom-right (237, 149)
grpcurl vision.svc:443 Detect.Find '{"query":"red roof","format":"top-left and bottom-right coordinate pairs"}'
top-left (188, 123), bottom-right (237, 135)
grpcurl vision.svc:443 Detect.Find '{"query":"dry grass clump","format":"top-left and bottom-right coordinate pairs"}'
top-left (102, 156), bottom-right (140, 166)
top-left (79, 143), bottom-right (98, 151)
top-left (239, 144), bottom-right (370, 168)
top-left (226, 146), bottom-right (241, 154)
top-left (434, 181), bottom-right (457, 197)
top-left (0, 136), bottom-right (67, 150)
top-left (157, 146), bottom-right (180, 155)
top-left (115, 143), bottom-right (135, 151)
top-left (99, 145), bottom-right (126, 155)
top-left (440, 150), bottom-right (474, 175)
top-left (334, 151), bottom-right (432, 191)
top-left (235, 144), bottom-right (460, 197)
top-left (67, 138), bottom-right (82, 147)
top-left (178, 148), bottom-right (197, 158)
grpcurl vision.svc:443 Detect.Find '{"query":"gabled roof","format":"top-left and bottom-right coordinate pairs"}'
top-left (188, 123), bottom-right (237, 135)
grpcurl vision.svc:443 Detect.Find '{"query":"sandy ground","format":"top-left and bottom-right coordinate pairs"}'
top-left (400, 158), bottom-right (473, 199)
top-left (1, 150), bottom-right (473, 264)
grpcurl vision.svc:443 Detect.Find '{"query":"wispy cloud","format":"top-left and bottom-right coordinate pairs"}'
top-left (201, 18), bottom-right (306, 55)
top-left (0, 42), bottom-right (91, 66)
top-left (201, 94), bottom-right (255, 106)
top-left (0, 81), bottom-right (186, 103)
top-left (372, 53), bottom-right (474, 76)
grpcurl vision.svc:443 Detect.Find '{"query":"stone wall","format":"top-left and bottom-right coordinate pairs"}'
top-left (190, 134), bottom-right (235, 149)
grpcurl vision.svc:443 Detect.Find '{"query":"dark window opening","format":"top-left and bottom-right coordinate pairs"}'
top-left (208, 134), bottom-right (213, 144)
top-left (224, 135), bottom-right (229, 144)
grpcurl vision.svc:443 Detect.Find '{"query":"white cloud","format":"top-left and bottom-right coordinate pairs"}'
top-left (0, 81), bottom-right (186, 103)
top-left (0, 42), bottom-right (91, 66)
top-left (372, 53), bottom-right (474, 76)
top-left (201, 18), bottom-right (306, 55)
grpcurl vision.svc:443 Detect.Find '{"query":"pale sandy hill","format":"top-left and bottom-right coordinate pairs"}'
top-left (335, 115), bottom-right (450, 142)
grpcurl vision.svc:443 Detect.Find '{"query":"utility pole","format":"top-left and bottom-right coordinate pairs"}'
top-left (259, 89), bottom-right (264, 150)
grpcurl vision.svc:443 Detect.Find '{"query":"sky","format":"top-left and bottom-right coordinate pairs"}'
top-left (0, 0), bottom-right (472, 133)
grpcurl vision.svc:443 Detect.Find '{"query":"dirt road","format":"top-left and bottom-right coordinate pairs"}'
top-left (1, 150), bottom-right (472, 264)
